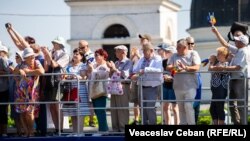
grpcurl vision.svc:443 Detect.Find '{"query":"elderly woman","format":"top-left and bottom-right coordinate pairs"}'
top-left (157, 43), bottom-right (179, 125)
top-left (88, 49), bottom-right (109, 134)
top-left (14, 47), bottom-right (45, 137)
top-left (62, 48), bottom-right (90, 133)
top-left (41, 36), bottom-right (70, 134)
top-left (6, 23), bottom-right (48, 136)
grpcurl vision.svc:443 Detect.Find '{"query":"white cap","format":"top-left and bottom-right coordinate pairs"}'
top-left (23, 47), bottom-right (34, 58)
top-left (234, 35), bottom-right (249, 46)
top-left (0, 41), bottom-right (8, 53)
top-left (165, 46), bottom-right (177, 53)
top-left (157, 43), bottom-right (176, 53)
top-left (114, 45), bottom-right (128, 52)
top-left (52, 36), bottom-right (65, 47)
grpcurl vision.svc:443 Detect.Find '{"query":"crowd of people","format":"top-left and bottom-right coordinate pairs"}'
top-left (0, 23), bottom-right (249, 137)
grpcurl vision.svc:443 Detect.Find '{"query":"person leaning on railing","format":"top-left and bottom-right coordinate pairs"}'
top-left (13, 48), bottom-right (45, 137)
top-left (107, 45), bottom-right (132, 132)
top-left (131, 43), bottom-right (163, 125)
top-left (167, 39), bottom-right (201, 125)
top-left (208, 47), bottom-right (230, 125)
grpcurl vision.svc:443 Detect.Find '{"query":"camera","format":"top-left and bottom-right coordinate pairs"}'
top-left (5, 23), bottom-right (11, 29)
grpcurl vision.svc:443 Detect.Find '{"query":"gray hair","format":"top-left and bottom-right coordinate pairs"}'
top-left (177, 38), bottom-right (188, 47)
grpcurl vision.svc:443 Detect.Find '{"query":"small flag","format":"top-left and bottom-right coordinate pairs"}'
top-left (171, 66), bottom-right (179, 76)
top-left (207, 12), bottom-right (216, 25)
top-left (201, 59), bottom-right (209, 67)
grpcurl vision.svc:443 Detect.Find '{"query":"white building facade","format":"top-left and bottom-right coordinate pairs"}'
top-left (65, 0), bottom-right (180, 58)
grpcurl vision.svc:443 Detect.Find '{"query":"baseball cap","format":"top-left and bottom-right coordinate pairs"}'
top-left (114, 45), bottom-right (128, 52)
top-left (234, 35), bottom-right (249, 45)
top-left (23, 47), bottom-right (35, 58)
top-left (157, 43), bottom-right (176, 53)
top-left (138, 34), bottom-right (152, 42)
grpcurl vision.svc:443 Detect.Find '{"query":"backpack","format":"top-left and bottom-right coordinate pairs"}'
top-left (227, 22), bottom-right (250, 44)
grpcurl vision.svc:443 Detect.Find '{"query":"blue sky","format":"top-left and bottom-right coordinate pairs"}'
top-left (0, 0), bottom-right (191, 59)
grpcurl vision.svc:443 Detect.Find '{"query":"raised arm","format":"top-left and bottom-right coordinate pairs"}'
top-left (6, 23), bottom-right (29, 50)
top-left (211, 26), bottom-right (229, 48)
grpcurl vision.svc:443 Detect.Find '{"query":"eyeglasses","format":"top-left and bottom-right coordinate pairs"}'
top-left (188, 43), bottom-right (195, 45)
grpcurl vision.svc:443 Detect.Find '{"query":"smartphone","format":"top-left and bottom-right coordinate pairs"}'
top-left (5, 23), bottom-right (10, 29)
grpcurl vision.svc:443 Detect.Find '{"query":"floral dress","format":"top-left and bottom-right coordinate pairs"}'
top-left (15, 60), bottom-right (41, 117)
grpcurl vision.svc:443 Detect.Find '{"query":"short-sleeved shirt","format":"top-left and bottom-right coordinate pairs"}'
top-left (228, 44), bottom-right (248, 78)
top-left (168, 50), bottom-right (201, 90)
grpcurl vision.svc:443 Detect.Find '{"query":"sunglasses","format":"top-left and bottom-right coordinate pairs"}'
top-left (188, 43), bottom-right (195, 45)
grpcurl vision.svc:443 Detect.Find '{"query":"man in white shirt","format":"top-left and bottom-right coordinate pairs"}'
top-left (131, 43), bottom-right (163, 125)
top-left (167, 39), bottom-right (201, 125)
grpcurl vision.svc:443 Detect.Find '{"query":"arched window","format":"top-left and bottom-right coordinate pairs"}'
top-left (103, 24), bottom-right (130, 38)
top-left (102, 24), bottom-right (130, 61)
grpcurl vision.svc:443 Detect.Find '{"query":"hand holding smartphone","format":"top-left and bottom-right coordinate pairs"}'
top-left (5, 23), bottom-right (11, 29)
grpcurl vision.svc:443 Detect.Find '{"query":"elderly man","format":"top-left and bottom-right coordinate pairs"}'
top-left (131, 43), bottom-right (163, 125)
top-left (78, 40), bottom-right (95, 63)
top-left (167, 39), bottom-right (201, 125)
top-left (107, 45), bottom-right (132, 132)
top-left (78, 40), bottom-right (96, 127)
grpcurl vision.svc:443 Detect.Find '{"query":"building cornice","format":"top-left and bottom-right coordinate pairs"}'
top-left (65, 0), bottom-right (180, 7)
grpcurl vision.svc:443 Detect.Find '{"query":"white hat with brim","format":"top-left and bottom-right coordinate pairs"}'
top-left (0, 41), bottom-right (8, 53)
top-left (23, 47), bottom-right (35, 59)
top-left (52, 36), bottom-right (66, 47)
top-left (16, 51), bottom-right (23, 61)
top-left (234, 35), bottom-right (249, 46)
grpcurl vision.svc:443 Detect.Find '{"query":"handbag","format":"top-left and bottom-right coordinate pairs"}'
top-left (106, 72), bottom-right (123, 95)
top-left (90, 81), bottom-right (106, 99)
top-left (61, 82), bottom-right (79, 105)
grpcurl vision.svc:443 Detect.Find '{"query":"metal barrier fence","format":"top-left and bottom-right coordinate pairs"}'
top-left (0, 70), bottom-right (249, 136)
